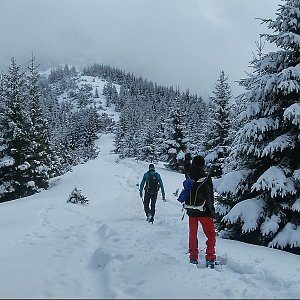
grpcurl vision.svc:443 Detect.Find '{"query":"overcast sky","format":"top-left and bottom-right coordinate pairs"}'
top-left (0, 0), bottom-right (280, 97)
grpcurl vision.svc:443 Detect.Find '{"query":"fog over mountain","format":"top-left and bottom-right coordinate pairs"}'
top-left (0, 0), bottom-right (279, 96)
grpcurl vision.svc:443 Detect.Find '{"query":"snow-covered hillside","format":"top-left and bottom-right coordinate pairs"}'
top-left (1, 131), bottom-right (300, 299)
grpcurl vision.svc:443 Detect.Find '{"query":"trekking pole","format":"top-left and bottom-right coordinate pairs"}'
top-left (181, 204), bottom-right (186, 220)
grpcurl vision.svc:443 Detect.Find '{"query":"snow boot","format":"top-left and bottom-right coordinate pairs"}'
top-left (189, 259), bottom-right (199, 265)
top-left (146, 213), bottom-right (152, 222)
top-left (206, 259), bottom-right (215, 269)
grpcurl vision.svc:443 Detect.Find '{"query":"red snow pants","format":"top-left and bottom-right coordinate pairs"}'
top-left (188, 216), bottom-right (216, 261)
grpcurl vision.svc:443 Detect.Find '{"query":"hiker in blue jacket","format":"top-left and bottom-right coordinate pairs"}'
top-left (139, 164), bottom-right (165, 223)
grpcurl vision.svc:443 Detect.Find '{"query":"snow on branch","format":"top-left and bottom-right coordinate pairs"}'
top-left (284, 103), bottom-right (300, 128)
top-left (222, 198), bottom-right (264, 233)
top-left (263, 74), bottom-right (277, 94)
top-left (240, 102), bottom-right (261, 119)
top-left (278, 32), bottom-right (300, 48)
top-left (278, 64), bottom-right (300, 82)
top-left (259, 53), bottom-right (281, 72)
top-left (261, 214), bottom-right (281, 236)
top-left (269, 223), bottom-right (300, 249)
top-left (205, 150), bottom-right (218, 162)
top-left (291, 198), bottom-right (300, 212)
top-left (293, 169), bottom-right (300, 181)
top-left (251, 166), bottom-right (296, 197)
top-left (261, 134), bottom-right (295, 157)
top-left (0, 156), bottom-right (15, 168)
top-left (214, 169), bottom-right (252, 195)
top-left (241, 117), bottom-right (279, 140)
top-left (215, 202), bottom-right (231, 216)
top-left (278, 80), bottom-right (300, 94)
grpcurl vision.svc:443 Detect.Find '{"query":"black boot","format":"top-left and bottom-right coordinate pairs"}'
top-left (206, 259), bottom-right (215, 269)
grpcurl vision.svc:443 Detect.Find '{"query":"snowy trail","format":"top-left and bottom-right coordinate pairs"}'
top-left (1, 133), bottom-right (300, 298)
top-left (85, 134), bottom-right (300, 299)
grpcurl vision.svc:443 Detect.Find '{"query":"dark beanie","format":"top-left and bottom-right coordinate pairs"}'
top-left (189, 155), bottom-right (205, 179)
top-left (192, 155), bottom-right (205, 168)
top-left (149, 163), bottom-right (155, 170)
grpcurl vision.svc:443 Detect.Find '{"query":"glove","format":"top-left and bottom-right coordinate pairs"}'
top-left (140, 191), bottom-right (143, 198)
top-left (162, 195), bottom-right (166, 202)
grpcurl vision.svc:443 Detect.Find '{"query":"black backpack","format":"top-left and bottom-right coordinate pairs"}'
top-left (184, 176), bottom-right (208, 211)
top-left (145, 172), bottom-right (160, 194)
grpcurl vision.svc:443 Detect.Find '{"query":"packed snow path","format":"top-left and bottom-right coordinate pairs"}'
top-left (0, 133), bottom-right (300, 299)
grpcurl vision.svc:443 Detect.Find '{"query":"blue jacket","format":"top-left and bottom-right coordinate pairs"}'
top-left (177, 178), bottom-right (193, 203)
top-left (140, 170), bottom-right (165, 198)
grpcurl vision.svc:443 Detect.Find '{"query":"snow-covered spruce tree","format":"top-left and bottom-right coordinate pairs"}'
top-left (216, 0), bottom-right (300, 254)
top-left (116, 85), bottom-right (127, 112)
top-left (79, 108), bottom-right (100, 161)
top-left (0, 58), bottom-right (36, 202)
top-left (204, 70), bottom-right (231, 178)
top-left (26, 56), bottom-right (53, 189)
top-left (117, 95), bottom-right (142, 158)
top-left (184, 95), bottom-right (207, 156)
top-left (139, 119), bottom-right (160, 163)
top-left (67, 186), bottom-right (89, 205)
top-left (102, 80), bottom-right (118, 108)
top-left (163, 92), bottom-right (187, 171)
top-left (114, 115), bottom-right (127, 158)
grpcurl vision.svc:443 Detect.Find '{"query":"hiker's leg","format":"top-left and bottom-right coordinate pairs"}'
top-left (199, 217), bottom-right (216, 261)
top-left (189, 216), bottom-right (199, 260)
top-left (150, 193), bottom-right (158, 217)
top-left (143, 193), bottom-right (151, 216)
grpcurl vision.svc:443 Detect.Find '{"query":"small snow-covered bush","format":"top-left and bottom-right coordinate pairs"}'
top-left (67, 186), bottom-right (89, 205)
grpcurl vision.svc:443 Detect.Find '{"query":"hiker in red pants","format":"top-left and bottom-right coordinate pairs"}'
top-left (177, 155), bottom-right (216, 268)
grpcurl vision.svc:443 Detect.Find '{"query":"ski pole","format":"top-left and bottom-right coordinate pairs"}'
top-left (181, 204), bottom-right (186, 220)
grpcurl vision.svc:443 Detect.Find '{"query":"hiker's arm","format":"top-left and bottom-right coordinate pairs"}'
top-left (139, 174), bottom-right (147, 194)
top-left (158, 174), bottom-right (165, 198)
top-left (207, 177), bottom-right (216, 218)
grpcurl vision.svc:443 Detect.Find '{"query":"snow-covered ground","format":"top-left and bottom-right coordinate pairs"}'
top-left (1, 132), bottom-right (300, 299)
top-left (1, 73), bottom-right (299, 299)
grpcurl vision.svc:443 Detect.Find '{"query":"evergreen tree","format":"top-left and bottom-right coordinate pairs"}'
top-left (217, 0), bottom-right (300, 254)
top-left (102, 80), bottom-right (118, 107)
top-left (26, 55), bottom-right (53, 189)
top-left (140, 120), bottom-right (159, 163)
top-left (184, 95), bottom-right (207, 156)
top-left (204, 70), bottom-right (231, 178)
top-left (114, 115), bottom-right (127, 158)
top-left (67, 186), bottom-right (89, 205)
top-left (163, 92), bottom-right (187, 171)
top-left (0, 58), bottom-right (35, 202)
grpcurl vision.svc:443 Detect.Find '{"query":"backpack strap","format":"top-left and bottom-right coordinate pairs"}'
top-left (195, 176), bottom-right (209, 184)
top-left (184, 176), bottom-right (209, 210)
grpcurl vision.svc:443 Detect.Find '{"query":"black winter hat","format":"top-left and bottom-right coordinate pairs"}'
top-left (192, 155), bottom-right (205, 169)
top-left (188, 155), bottom-right (205, 180)
top-left (149, 163), bottom-right (155, 170)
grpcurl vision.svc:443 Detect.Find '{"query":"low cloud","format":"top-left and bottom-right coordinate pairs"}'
top-left (0, 0), bottom-right (279, 97)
